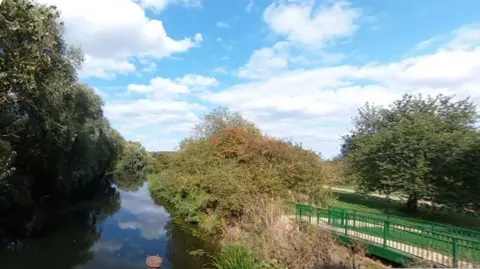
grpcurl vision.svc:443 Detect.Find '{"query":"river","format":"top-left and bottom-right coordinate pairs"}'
top-left (0, 182), bottom-right (214, 269)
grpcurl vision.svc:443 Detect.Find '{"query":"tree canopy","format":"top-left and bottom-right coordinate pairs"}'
top-left (0, 0), bottom-right (125, 212)
top-left (343, 94), bottom-right (480, 211)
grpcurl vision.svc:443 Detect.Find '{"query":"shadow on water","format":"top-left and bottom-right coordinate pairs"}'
top-left (0, 181), bottom-right (214, 269)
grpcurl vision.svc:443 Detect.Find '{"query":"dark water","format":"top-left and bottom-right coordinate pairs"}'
top-left (0, 182), bottom-right (214, 269)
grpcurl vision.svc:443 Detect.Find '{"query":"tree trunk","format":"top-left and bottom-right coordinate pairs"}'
top-left (406, 194), bottom-right (418, 212)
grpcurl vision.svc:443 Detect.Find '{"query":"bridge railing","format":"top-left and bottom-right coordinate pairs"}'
top-left (329, 206), bottom-right (480, 241)
top-left (295, 204), bottom-right (480, 267)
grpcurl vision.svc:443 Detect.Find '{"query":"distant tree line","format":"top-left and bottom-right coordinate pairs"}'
top-left (343, 94), bottom-right (480, 212)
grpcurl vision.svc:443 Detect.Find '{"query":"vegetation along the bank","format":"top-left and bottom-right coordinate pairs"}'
top-left (149, 96), bottom-right (480, 268)
top-left (0, 0), bottom-right (151, 236)
top-left (3, 0), bottom-right (480, 268)
top-left (148, 108), bottom-right (383, 269)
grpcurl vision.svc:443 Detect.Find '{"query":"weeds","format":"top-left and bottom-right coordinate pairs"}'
top-left (212, 244), bottom-right (264, 269)
top-left (223, 197), bottom-right (384, 269)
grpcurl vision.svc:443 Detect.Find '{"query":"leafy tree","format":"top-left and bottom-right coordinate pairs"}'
top-left (153, 152), bottom-right (175, 173)
top-left (114, 141), bottom-right (150, 191)
top-left (150, 108), bottom-right (334, 226)
top-left (192, 107), bottom-right (261, 139)
top-left (0, 0), bottom-right (125, 214)
top-left (343, 94), bottom-right (480, 211)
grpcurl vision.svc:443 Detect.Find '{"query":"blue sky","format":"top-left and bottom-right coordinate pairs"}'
top-left (40, 0), bottom-right (480, 158)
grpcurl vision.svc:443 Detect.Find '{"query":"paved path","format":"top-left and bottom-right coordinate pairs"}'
top-left (325, 186), bottom-right (436, 206)
top-left (290, 215), bottom-right (478, 268)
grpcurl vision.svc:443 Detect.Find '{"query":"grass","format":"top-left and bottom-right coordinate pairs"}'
top-left (227, 197), bottom-right (387, 269)
top-left (212, 244), bottom-right (264, 269)
top-left (331, 191), bottom-right (480, 231)
top-left (291, 190), bottom-right (480, 264)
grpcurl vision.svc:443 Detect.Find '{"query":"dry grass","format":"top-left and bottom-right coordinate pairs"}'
top-left (223, 197), bottom-right (386, 269)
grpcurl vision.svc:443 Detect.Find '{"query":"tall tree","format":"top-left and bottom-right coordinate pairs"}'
top-left (192, 107), bottom-right (261, 139)
top-left (0, 0), bottom-right (125, 211)
top-left (343, 94), bottom-right (480, 211)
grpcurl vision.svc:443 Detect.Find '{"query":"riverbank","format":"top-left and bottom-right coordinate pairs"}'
top-left (150, 179), bottom-right (389, 269)
top-left (147, 109), bottom-right (392, 269)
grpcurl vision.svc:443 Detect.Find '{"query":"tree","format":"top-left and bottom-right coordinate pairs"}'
top-left (343, 94), bottom-right (480, 211)
top-left (153, 152), bottom-right (175, 173)
top-left (192, 107), bottom-right (261, 139)
top-left (150, 108), bottom-right (334, 225)
top-left (113, 141), bottom-right (150, 191)
top-left (0, 0), bottom-right (124, 213)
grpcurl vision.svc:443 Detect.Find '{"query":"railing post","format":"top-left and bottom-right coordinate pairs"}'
top-left (328, 207), bottom-right (331, 225)
top-left (383, 220), bottom-right (390, 248)
top-left (353, 210), bottom-right (356, 229)
top-left (341, 208), bottom-right (346, 226)
top-left (316, 208), bottom-right (319, 226)
top-left (452, 238), bottom-right (459, 268)
top-left (344, 212), bottom-right (348, 235)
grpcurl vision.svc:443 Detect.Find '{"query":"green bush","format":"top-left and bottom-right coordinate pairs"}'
top-left (148, 108), bottom-right (335, 230)
top-left (213, 244), bottom-right (263, 269)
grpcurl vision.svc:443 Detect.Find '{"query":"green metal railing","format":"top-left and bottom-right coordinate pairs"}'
top-left (295, 204), bottom-right (480, 267)
top-left (330, 206), bottom-right (480, 241)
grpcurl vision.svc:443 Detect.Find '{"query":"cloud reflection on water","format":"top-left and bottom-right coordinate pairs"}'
top-left (116, 183), bottom-right (170, 240)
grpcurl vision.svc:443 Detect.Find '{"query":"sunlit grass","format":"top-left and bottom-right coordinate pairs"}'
top-left (331, 191), bottom-right (480, 231)
top-left (212, 244), bottom-right (263, 269)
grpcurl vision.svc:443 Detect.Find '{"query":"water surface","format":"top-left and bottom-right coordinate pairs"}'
top-left (0, 182), bottom-right (213, 269)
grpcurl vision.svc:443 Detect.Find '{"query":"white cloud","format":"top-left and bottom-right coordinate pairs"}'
top-left (137, 0), bottom-right (202, 11)
top-left (412, 37), bottom-right (442, 52)
top-left (442, 24), bottom-right (480, 51)
top-left (118, 184), bottom-right (171, 240)
top-left (93, 87), bottom-right (109, 98)
top-left (80, 55), bottom-right (136, 79)
top-left (177, 74), bottom-right (218, 87)
top-left (216, 21), bottom-right (229, 28)
top-left (246, 0), bottom-right (254, 12)
top-left (213, 66), bottom-right (228, 74)
top-left (38, 0), bottom-right (202, 78)
top-left (127, 74), bottom-right (218, 98)
top-left (104, 99), bottom-right (204, 130)
top-left (238, 1), bottom-right (359, 81)
top-left (104, 73), bottom-right (216, 152)
top-left (194, 33), bottom-right (204, 43)
top-left (237, 42), bottom-right (290, 79)
top-left (202, 25), bottom-right (480, 156)
top-left (106, 80), bottom-right (213, 142)
top-left (264, 0), bottom-right (360, 47)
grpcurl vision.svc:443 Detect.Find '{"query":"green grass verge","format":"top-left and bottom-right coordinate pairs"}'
top-left (331, 191), bottom-right (480, 231)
